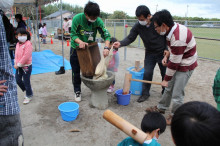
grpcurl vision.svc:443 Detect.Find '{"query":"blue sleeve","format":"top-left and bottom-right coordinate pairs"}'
top-left (118, 137), bottom-right (132, 146)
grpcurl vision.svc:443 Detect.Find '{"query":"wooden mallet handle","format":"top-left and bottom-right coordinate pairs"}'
top-left (122, 73), bottom-right (132, 94)
top-left (130, 79), bottom-right (161, 85)
top-left (103, 110), bottom-right (148, 144)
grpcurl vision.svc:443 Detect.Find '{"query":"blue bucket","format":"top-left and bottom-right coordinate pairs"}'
top-left (58, 102), bottom-right (79, 122)
top-left (127, 67), bottom-right (144, 95)
top-left (115, 89), bottom-right (131, 105)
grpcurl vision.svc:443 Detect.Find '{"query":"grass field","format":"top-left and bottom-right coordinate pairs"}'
top-left (104, 26), bottom-right (220, 60)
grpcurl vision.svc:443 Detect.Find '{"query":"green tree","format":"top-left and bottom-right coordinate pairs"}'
top-left (109, 11), bottom-right (128, 19)
top-left (41, 3), bottom-right (83, 18)
top-left (100, 11), bottom-right (110, 19)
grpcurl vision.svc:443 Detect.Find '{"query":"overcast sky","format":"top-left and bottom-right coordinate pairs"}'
top-left (62, 0), bottom-right (220, 19)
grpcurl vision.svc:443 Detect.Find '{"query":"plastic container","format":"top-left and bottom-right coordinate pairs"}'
top-left (58, 102), bottom-right (79, 122)
top-left (115, 89), bottom-right (131, 105)
top-left (127, 67), bottom-right (144, 95)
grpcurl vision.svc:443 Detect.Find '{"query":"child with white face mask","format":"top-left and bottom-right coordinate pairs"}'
top-left (14, 28), bottom-right (33, 104)
top-left (118, 112), bottom-right (166, 146)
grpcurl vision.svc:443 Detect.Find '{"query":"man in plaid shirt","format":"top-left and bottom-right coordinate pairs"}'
top-left (0, 11), bottom-right (23, 145)
top-left (213, 68), bottom-right (220, 111)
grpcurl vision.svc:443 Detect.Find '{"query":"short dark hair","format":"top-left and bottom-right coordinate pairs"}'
top-left (15, 14), bottom-right (22, 21)
top-left (141, 112), bottom-right (166, 134)
top-left (151, 9), bottom-right (174, 27)
top-left (171, 101), bottom-right (220, 146)
top-left (15, 14), bottom-right (26, 26)
top-left (16, 28), bottom-right (31, 40)
top-left (84, 1), bottom-right (100, 17)
top-left (135, 5), bottom-right (151, 18)
top-left (64, 18), bottom-right (68, 21)
top-left (110, 37), bottom-right (117, 44)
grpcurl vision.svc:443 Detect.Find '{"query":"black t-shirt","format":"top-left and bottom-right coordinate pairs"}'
top-left (120, 22), bottom-right (167, 55)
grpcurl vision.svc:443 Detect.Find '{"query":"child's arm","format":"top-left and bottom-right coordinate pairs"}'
top-left (17, 41), bottom-right (32, 67)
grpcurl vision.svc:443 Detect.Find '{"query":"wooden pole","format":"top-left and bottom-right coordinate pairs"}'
top-left (103, 110), bottom-right (148, 144)
top-left (134, 60), bottom-right (140, 71)
top-left (131, 78), bottom-right (161, 85)
top-left (122, 73), bottom-right (132, 94)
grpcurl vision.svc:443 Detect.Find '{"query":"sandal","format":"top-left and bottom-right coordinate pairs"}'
top-left (145, 106), bottom-right (165, 114)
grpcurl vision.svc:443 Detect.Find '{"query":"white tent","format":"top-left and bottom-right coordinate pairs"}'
top-left (14, 0), bottom-right (58, 7)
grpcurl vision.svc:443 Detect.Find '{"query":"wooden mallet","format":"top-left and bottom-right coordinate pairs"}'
top-left (103, 109), bottom-right (148, 144)
top-left (122, 73), bottom-right (161, 94)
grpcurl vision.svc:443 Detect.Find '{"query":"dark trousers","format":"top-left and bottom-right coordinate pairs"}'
top-left (142, 53), bottom-right (166, 96)
top-left (15, 65), bottom-right (33, 97)
top-left (0, 114), bottom-right (23, 146)
top-left (70, 48), bottom-right (81, 93)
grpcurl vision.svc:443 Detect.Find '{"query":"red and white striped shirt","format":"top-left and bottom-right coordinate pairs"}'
top-left (164, 23), bottom-right (198, 81)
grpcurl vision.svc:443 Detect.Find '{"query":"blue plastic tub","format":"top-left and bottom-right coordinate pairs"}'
top-left (115, 89), bottom-right (131, 106)
top-left (127, 67), bottom-right (144, 95)
top-left (58, 102), bottom-right (79, 122)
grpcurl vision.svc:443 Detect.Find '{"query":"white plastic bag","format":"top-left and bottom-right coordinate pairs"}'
top-left (0, 0), bottom-right (14, 11)
top-left (94, 45), bottom-right (114, 80)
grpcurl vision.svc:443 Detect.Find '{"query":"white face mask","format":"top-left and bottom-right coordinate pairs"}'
top-left (18, 36), bottom-right (27, 43)
top-left (0, 0), bottom-right (14, 11)
top-left (88, 19), bottom-right (96, 23)
top-left (139, 20), bottom-right (147, 26)
top-left (160, 26), bottom-right (166, 35)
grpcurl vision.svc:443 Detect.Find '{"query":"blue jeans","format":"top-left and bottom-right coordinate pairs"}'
top-left (142, 53), bottom-right (166, 96)
top-left (70, 48), bottom-right (81, 93)
top-left (15, 65), bottom-right (33, 97)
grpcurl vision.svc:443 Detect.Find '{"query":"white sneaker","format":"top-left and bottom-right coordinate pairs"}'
top-left (74, 91), bottom-right (81, 102)
top-left (23, 96), bottom-right (31, 104)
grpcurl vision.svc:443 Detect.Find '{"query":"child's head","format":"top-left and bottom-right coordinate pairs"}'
top-left (171, 101), bottom-right (220, 146)
top-left (110, 37), bottom-right (117, 44)
top-left (16, 28), bottom-right (31, 43)
top-left (141, 112), bottom-right (166, 139)
top-left (110, 37), bottom-right (118, 50)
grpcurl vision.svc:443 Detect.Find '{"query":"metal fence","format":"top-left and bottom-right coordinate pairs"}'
top-left (31, 19), bottom-right (220, 61)
top-left (104, 19), bottom-right (220, 61)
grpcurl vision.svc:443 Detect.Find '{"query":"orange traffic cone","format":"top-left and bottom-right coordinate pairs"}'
top-left (67, 40), bottom-right (70, 46)
top-left (51, 37), bottom-right (53, 44)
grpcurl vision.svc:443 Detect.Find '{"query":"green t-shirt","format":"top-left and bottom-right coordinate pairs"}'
top-left (70, 13), bottom-right (111, 49)
top-left (118, 137), bottom-right (161, 146)
top-left (213, 68), bottom-right (220, 103)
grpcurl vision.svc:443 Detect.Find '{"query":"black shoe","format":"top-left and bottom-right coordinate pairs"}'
top-left (137, 95), bottom-right (150, 103)
top-left (55, 67), bottom-right (65, 75)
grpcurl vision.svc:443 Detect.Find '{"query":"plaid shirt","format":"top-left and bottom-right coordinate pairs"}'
top-left (0, 15), bottom-right (20, 115)
top-left (213, 68), bottom-right (220, 104)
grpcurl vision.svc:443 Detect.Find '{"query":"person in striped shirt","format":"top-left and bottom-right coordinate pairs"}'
top-left (146, 9), bottom-right (198, 125)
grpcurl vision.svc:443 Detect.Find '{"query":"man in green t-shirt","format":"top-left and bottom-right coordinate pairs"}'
top-left (70, 1), bottom-right (111, 102)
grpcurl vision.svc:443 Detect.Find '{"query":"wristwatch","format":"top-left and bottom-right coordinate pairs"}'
top-left (104, 46), bottom-right (110, 50)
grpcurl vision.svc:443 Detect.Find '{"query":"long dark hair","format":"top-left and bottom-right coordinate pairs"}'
top-left (39, 23), bottom-right (43, 29)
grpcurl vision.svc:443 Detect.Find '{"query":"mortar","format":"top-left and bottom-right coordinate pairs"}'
top-left (81, 71), bottom-right (115, 110)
